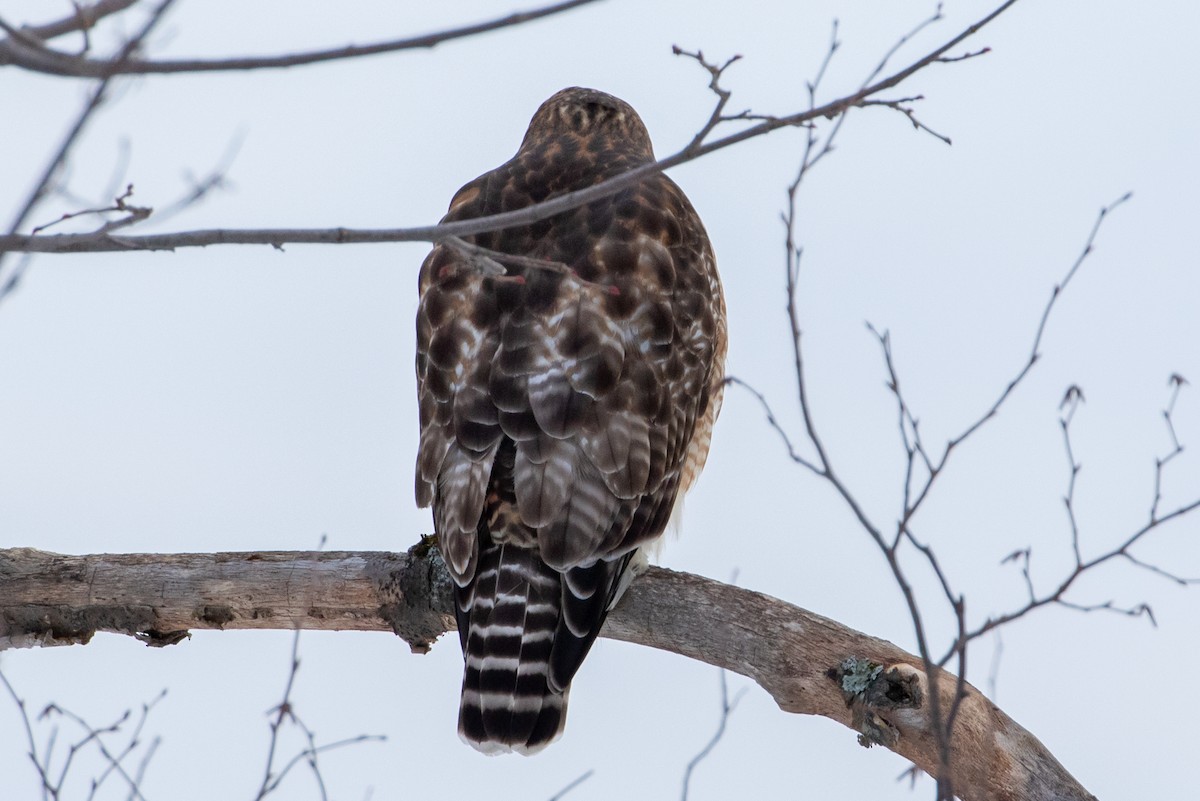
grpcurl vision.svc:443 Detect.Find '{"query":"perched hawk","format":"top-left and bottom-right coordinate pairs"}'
top-left (415, 87), bottom-right (726, 755)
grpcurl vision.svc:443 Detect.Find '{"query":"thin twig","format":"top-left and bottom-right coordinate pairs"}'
top-left (89, 689), bottom-right (166, 801)
top-left (774, 6), bottom-right (1079, 795)
top-left (672, 47), bottom-right (754, 153)
top-left (440, 236), bottom-right (618, 296)
top-left (31, 184), bottom-right (150, 235)
top-left (265, 735), bottom-right (386, 799)
top-left (721, 376), bottom-right (820, 473)
top-left (546, 769), bottom-right (595, 801)
top-left (945, 193), bottom-right (1134, 454)
top-left (12, 694), bottom-right (160, 801)
top-left (44, 705), bottom-right (149, 801)
top-left (254, 628), bottom-right (385, 800)
top-left (859, 96), bottom-right (952, 145)
top-left (17, 0), bottom-right (139, 44)
top-left (254, 630), bottom-right (303, 800)
top-left (1059, 386), bottom-right (1086, 566)
top-left (0, 665), bottom-right (53, 800)
top-left (680, 670), bottom-right (746, 801)
top-left (1151, 374), bottom-right (1188, 523)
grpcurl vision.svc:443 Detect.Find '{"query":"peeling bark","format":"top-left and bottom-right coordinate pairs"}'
top-left (0, 546), bottom-right (1095, 801)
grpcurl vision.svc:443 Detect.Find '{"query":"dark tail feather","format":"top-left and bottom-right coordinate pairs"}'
top-left (457, 542), bottom-right (564, 754)
top-left (456, 543), bottom-right (631, 755)
top-left (550, 555), bottom-right (632, 692)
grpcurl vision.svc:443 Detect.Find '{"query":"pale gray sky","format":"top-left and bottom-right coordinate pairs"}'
top-left (2, 1), bottom-right (1198, 799)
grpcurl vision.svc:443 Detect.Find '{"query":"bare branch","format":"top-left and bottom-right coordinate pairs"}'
top-left (0, 666), bottom-right (53, 800)
top-left (87, 689), bottom-right (166, 800)
top-left (0, 667), bottom-right (164, 801)
top-left (0, 0), bottom-right (177, 294)
top-left (0, 546), bottom-right (1098, 801)
top-left (863, 235), bottom-right (1199, 681)
top-left (773, 10), bottom-right (1134, 795)
top-left (0, 0), bottom-right (1026, 256)
top-left (885, 193), bottom-right (1133, 547)
top-left (777, 21), bottom-right (962, 758)
top-left (40, 704), bottom-right (149, 801)
top-left (0, 0), bottom-right (604, 77)
top-left (1, 1), bottom-right (174, 237)
top-left (772, 18), bottom-right (974, 790)
top-left (254, 631), bottom-right (303, 801)
top-left (962, 380), bottom-right (1199, 648)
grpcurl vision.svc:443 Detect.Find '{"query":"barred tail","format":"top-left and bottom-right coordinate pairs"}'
top-left (455, 541), bottom-right (630, 755)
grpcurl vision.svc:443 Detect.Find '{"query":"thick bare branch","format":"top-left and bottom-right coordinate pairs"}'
top-left (0, 546), bottom-right (1093, 801)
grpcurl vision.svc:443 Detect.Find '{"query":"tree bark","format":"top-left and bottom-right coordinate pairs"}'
top-left (0, 546), bottom-right (1094, 801)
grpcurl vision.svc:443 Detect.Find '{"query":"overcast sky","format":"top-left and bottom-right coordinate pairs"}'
top-left (2, 1), bottom-right (1198, 799)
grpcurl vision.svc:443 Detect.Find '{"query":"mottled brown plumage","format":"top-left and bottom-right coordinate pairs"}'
top-left (415, 87), bottom-right (726, 754)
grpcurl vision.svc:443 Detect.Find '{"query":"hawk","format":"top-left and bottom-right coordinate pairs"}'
top-left (415, 87), bottom-right (726, 754)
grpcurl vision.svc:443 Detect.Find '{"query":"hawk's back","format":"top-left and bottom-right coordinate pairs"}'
top-left (415, 87), bottom-right (726, 754)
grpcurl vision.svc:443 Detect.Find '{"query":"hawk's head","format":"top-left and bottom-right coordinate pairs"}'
top-left (520, 87), bottom-right (654, 161)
